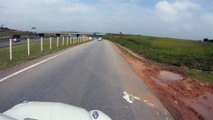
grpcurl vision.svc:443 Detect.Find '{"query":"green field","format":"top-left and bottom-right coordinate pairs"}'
top-left (104, 35), bottom-right (213, 83)
top-left (0, 38), bottom-right (86, 70)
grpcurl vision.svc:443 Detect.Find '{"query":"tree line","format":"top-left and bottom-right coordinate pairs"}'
top-left (203, 38), bottom-right (213, 43)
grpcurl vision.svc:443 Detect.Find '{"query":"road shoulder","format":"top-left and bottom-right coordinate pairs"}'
top-left (109, 41), bottom-right (213, 120)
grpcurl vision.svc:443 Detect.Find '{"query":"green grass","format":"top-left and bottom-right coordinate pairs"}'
top-left (0, 38), bottom-right (88, 70)
top-left (104, 35), bottom-right (213, 83)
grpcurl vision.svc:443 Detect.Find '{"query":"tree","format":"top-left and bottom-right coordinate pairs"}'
top-left (209, 39), bottom-right (213, 43)
top-left (203, 38), bottom-right (209, 42)
top-left (0, 24), bottom-right (4, 28)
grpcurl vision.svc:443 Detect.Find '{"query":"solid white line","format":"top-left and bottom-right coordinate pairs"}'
top-left (0, 44), bottom-right (84, 83)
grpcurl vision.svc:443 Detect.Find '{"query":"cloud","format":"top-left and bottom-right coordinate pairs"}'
top-left (147, 0), bottom-right (213, 40)
top-left (155, 0), bottom-right (201, 22)
top-left (0, 0), bottom-right (212, 40)
top-left (202, 13), bottom-right (213, 25)
top-left (59, 4), bottom-right (96, 15)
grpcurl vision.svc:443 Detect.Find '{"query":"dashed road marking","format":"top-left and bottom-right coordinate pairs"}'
top-left (123, 91), bottom-right (140, 104)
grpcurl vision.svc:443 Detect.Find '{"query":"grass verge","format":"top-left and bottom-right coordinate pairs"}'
top-left (105, 35), bottom-right (213, 84)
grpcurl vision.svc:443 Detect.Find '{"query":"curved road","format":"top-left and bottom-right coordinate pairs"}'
top-left (0, 40), bottom-right (174, 120)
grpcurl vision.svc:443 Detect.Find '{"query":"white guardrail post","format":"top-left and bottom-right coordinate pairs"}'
top-left (50, 37), bottom-right (52, 50)
top-left (73, 37), bottom-right (75, 44)
top-left (9, 39), bottom-right (12, 60)
top-left (57, 37), bottom-right (59, 47)
top-left (66, 36), bottom-right (68, 46)
top-left (41, 37), bottom-right (43, 52)
top-left (27, 38), bottom-right (30, 56)
top-left (62, 36), bottom-right (65, 46)
top-left (68, 36), bottom-right (70, 45)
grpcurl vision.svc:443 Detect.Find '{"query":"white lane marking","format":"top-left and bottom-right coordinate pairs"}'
top-left (122, 91), bottom-right (156, 107)
top-left (143, 99), bottom-right (155, 107)
top-left (123, 91), bottom-right (140, 104)
top-left (0, 44), bottom-right (86, 83)
top-left (147, 103), bottom-right (155, 107)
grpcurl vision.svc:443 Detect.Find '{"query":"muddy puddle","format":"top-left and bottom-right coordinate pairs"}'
top-left (158, 71), bottom-right (183, 81)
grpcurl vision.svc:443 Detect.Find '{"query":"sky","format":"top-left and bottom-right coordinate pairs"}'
top-left (0, 0), bottom-right (213, 40)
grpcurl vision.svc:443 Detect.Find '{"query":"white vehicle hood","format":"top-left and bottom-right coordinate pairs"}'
top-left (2, 101), bottom-right (111, 120)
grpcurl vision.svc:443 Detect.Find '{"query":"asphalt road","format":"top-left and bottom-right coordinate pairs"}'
top-left (0, 40), bottom-right (174, 120)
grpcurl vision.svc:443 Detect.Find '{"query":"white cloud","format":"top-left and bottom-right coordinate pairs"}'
top-left (155, 0), bottom-right (201, 22)
top-left (202, 13), bottom-right (213, 25)
top-left (59, 4), bottom-right (96, 15)
top-left (0, 0), bottom-right (212, 40)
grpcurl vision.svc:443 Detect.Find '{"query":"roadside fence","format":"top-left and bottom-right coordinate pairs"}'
top-left (6, 36), bottom-right (90, 61)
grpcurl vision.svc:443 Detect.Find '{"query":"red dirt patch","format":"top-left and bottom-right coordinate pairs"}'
top-left (112, 42), bottom-right (213, 120)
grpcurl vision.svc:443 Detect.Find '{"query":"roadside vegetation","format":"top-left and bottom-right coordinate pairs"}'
top-left (0, 30), bottom-right (34, 37)
top-left (0, 27), bottom-right (35, 41)
top-left (0, 38), bottom-right (88, 70)
top-left (104, 35), bottom-right (213, 83)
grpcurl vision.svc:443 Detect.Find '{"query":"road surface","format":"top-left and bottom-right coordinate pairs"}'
top-left (0, 40), bottom-right (174, 120)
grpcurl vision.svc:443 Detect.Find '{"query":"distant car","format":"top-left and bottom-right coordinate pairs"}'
top-left (10, 35), bottom-right (21, 42)
top-left (97, 37), bottom-right (103, 41)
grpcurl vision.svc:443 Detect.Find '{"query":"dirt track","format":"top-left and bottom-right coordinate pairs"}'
top-left (112, 42), bottom-right (213, 120)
